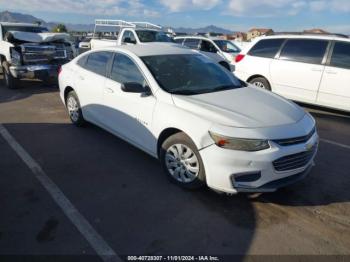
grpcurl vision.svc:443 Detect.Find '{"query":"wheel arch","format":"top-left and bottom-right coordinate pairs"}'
top-left (157, 128), bottom-right (183, 158)
top-left (64, 86), bottom-right (75, 103)
top-left (247, 74), bottom-right (270, 85)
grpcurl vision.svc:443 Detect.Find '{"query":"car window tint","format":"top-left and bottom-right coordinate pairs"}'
top-left (111, 53), bottom-right (145, 85)
top-left (248, 39), bottom-right (285, 58)
top-left (85, 52), bottom-right (112, 76)
top-left (183, 39), bottom-right (200, 49)
top-left (200, 40), bottom-right (217, 53)
top-left (174, 38), bottom-right (184, 44)
top-left (77, 54), bottom-right (88, 67)
top-left (330, 42), bottom-right (350, 69)
top-left (122, 31), bottom-right (131, 43)
top-left (280, 39), bottom-right (329, 64)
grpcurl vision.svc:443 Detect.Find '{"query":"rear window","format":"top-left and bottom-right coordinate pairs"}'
top-left (183, 39), bottom-right (200, 49)
top-left (279, 39), bottom-right (329, 64)
top-left (330, 41), bottom-right (350, 69)
top-left (85, 52), bottom-right (112, 76)
top-left (248, 39), bottom-right (285, 58)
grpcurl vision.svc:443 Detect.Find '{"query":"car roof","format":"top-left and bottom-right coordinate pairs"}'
top-left (0, 22), bottom-right (44, 27)
top-left (174, 35), bottom-right (223, 41)
top-left (257, 34), bottom-right (350, 42)
top-left (99, 43), bottom-right (195, 57)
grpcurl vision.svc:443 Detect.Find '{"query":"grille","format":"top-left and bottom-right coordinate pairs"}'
top-left (23, 53), bottom-right (50, 62)
top-left (273, 128), bottom-right (315, 146)
top-left (21, 43), bottom-right (67, 63)
top-left (54, 49), bottom-right (67, 59)
top-left (273, 145), bottom-right (317, 172)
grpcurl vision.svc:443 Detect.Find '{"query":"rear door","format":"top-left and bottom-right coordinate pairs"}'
top-left (317, 41), bottom-right (350, 111)
top-left (270, 39), bottom-right (329, 103)
top-left (74, 51), bottom-right (113, 122)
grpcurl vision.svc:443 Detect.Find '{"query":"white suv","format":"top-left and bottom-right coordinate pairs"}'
top-left (234, 34), bottom-right (350, 112)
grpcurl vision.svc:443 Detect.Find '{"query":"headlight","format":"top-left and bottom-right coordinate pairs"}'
top-left (10, 48), bottom-right (21, 65)
top-left (209, 132), bottom-right (270, 151)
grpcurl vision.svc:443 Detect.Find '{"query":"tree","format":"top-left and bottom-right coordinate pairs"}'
top-left (52, 24), bottom-right (68, 33)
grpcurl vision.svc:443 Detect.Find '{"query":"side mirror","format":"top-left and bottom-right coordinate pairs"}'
top-left (121, 82), bottom-right (146, 93)
top-left (124, 37), bottom-right (136, 44)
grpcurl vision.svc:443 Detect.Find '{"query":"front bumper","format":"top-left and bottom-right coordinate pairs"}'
top-left (9, 64), bottom-right (60, 80)
top-left (200, 131), bottom-right (319, 194)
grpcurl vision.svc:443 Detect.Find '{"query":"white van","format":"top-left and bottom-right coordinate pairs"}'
top-left (235, 34), bottom-right (350, 112)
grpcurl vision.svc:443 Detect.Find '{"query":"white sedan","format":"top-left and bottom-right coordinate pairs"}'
top-left (58, 43), bottom-right (318, 194)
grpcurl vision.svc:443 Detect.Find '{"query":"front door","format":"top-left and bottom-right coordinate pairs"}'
top-left (103, 53), bottom-right (157, 153)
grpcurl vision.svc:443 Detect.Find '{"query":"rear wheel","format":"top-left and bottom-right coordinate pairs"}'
top-left (66, 91), bottom-right (85, 126)
top-left (160, 132), bottom-right (206, 190)
top-left (249, 77), bottom-right (271, 91)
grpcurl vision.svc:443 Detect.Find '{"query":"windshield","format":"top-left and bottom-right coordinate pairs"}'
top-left (214, 40), bottom-right (241, 53)
top-left (142, 54), bottom-right (243, 95)
top-left (2, 26), bottom-right (48, 37)
top-left (136, 30), bottom-right (174, 43)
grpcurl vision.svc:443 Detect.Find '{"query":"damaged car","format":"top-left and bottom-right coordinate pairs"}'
top-left (0, 22), bottom-right (76, 89)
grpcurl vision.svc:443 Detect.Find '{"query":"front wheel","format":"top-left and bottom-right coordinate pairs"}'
top-left (3, 67), bottom-right (17, 89)
top-left (66, 91), bottom-right (85, 126)
top-left (160, 132), bottom-right (206, 190)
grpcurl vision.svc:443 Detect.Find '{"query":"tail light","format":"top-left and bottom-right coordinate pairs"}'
top-left (58, 66), bottom-right (62, 76)
top-left (235, 54), bottom-right (245, 63)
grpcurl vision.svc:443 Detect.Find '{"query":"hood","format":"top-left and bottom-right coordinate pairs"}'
top-left (172, 86), bottom-right (305, 128)
top-left (7, 31), bottom-right (70, 43)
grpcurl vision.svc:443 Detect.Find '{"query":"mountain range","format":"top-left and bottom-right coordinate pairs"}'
top-left (0, 10), bottom-right (234, 34)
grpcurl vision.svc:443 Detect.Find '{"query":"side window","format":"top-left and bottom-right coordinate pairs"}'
top-left (130, 32), bottom-right (137, 42)
top-left (248, 39), bottom-right (285, 58)
top-left (174, 38), bottom-right (184, 44)
top-left (183, 39), bottom-right (200, 50)
top-left (200, 40), bottom-right (217, 53)
top-left (85, 52), bottom-right (112, 76)
top-left (279, 39), bottom-right (329, 64)
top-left (77, 54), bottom-right (88, 67)
top-left (330, 42), bottom-right (350, 69)
top-left (111, 53), bottom-right (145, 86)
top-left (122, 31), bottom-right (130, 42)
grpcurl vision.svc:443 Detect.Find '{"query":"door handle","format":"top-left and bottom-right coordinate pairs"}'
top-left (78, 75), bottom-right (85, 80)
top-left (325, 71), bottom-right (337, 75)
top-left (105, 87), bottom-right (114, 93)
top-left (311, 68), bottom-right (323, 72)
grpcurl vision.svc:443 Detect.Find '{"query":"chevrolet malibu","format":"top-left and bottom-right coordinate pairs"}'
top-left (58, 43), bottom-right (318, 194)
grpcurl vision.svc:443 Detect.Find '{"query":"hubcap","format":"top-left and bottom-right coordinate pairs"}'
top-left (165, 144), bottom-right (199, 183)
top-left (253, 81), bottom-right (265, 89)
top-left (67, 96), bottom-right (80, 122)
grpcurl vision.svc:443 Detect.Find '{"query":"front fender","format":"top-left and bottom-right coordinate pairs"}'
top-left (152, 101), bottom-right (214, 151)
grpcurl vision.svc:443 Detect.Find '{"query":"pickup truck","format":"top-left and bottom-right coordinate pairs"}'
top-left (88, 20), bottom-right (175, 50)
top-left (0, 22), bottom-right (76, 89)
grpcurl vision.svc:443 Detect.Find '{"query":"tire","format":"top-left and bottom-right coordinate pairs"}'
top-left (219, 61), bottom-right (231, 71)
top-left (160, 132), bottom-right (206, 190)
top-left (249, 77), bottom-right (271, 91)
top-left (3, 67), bottom-right (17, 89)
top-left (66, 90), bottom-right (85, 126)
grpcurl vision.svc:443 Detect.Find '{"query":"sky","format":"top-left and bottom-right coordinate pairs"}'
top-left (1, 0), bottom-right (350, 33)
